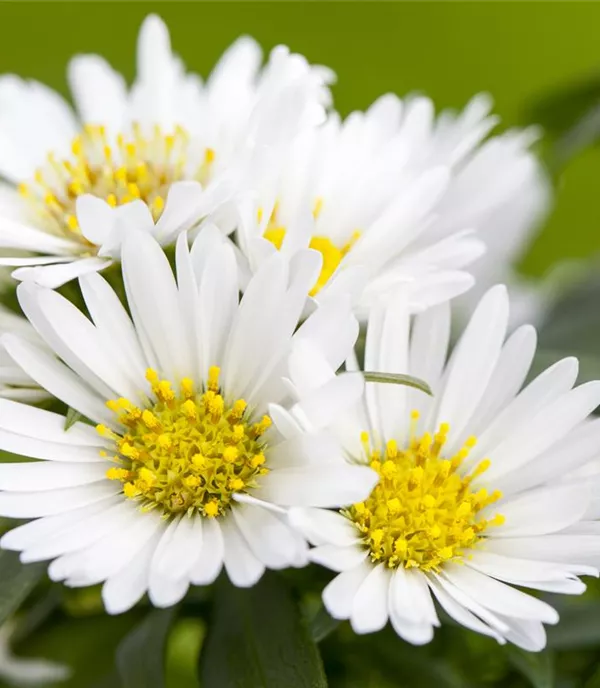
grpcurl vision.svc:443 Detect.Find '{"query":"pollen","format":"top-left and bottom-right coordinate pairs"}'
top-left (344, 418), bottom-right (504, 572)
top-left (100, 367), bottom-right (270, 518)
top-left (19, 123), bottom-right (199, 246)
top-left (264, 224), bottom-right (361, 296)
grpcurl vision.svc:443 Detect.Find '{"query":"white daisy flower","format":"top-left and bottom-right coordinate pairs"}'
top-left (236, 94), bottom-right (550, 317)
top-left (0, 231), bottom-right (376, 614)
top-left (453, 129), bottom-right (553, 328)
top-left (0, 14), bottom-right (332, 288)
top-left (289, 285), bottom-right (600, 651)
top-left (0, 305), bottom-right (48, 403)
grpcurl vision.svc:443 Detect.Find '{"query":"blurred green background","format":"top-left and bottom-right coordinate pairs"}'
top-left (2, 3), bottom-right (600, 687)
top-left (2, 2), bottom-right (600, 280)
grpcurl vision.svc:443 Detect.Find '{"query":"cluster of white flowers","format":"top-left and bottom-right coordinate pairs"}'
top-left (0, 14), bottom-right (597, 659)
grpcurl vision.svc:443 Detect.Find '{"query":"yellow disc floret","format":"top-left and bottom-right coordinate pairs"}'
top-left (346, 414), bottom-right (504, 572)
top-left (262, 202), bottom-right (360, 296)
top-left (100, 367), bottom-right (270, 518)
top-left (19, 123), bottom-right (216, 244)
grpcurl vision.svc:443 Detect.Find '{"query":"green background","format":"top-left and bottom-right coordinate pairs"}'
top-left (1, 2), bottom-right (600, 278)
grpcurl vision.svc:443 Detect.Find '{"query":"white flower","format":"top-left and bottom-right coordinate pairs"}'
top-left (452, 129), bottom-right (553, 328)
top-left (236, 94), bottom-right (550, 317)
top-left (0, 230), bottom-right (375, 614)
top-left (0, 14), bottom-right (332, 288)
top-left (289, 285), bottom-right (600, 651)
top-left (0, 305), bottom-right (48, 403)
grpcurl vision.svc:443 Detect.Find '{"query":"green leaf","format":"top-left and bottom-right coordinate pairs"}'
top-left (359, 371), bottom-right (432, 396)
top-left (200, 572), bottom-right (327, 688)
top-left (0, 550), bottom-right (45, 627)
top-left (116, 609), bottom-right (175, 688)
top-left (505, 647), bottom-right (554, 688)
top-left (64, 407), bottom-right (83, 431)
top-left (310, 604), bottom-right (340, 643)
top-left (527, 73), bottom-right (600, 138)
top-left (552, 102), bottom-right (600, 169)
top-left (546, 600), bottom-right (600, 650)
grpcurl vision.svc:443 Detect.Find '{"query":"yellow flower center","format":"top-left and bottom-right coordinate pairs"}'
top-left (346, 412), bottom-right (504, 572)
top-left (98, 366), bottom-right (270, 518)
top-left (262, 200), bottom-right (360, 296)
top-left (19, 123), bottom-right (215, 246)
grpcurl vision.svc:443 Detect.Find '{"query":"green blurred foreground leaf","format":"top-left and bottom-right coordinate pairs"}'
top-left (505, 646), bottom-right (554, 688)
top-left (0, 550), bottom-right (45, 627)
top-left (310, 604), bottom-right (340, 643)
top-left (200, 572), bottom-right (327, 688)
top-left (357, 371), bottom-right (432, 396)
top-left (116, 609), bottom-right (175, 688)
top-left (546, 600), bottom-right (600, 650)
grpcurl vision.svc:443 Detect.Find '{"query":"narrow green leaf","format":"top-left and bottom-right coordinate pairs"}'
top-left (0, 550), bottom-right (45, 627)
top-left (200, 572), bottom-right (327, 688)
top-left (310, 604), bottom-right (340, 643)
top-left (546, 600), bottom-right (600, 650)
top-left (354, 371), bottom-right (432, 396)
top-left (64, 407), bottom-right (83, 431)
top-left (553, 101), bottom-right (600, 169)
top-left (505, 647), bottom-right (554, 688)
top-left (116, 609), bottom-right (175, 688)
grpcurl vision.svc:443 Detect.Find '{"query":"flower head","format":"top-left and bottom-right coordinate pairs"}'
top-left (290, 286), bottom-right (600, 650)
top-left (0, 14), bottom-right (332, 288)
top-left (237, 94), bottom-right (549, 318)
top-left (0, 231), bottom-right (375, 614)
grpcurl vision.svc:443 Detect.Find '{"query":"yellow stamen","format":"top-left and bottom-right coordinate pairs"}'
top-left (103, 368), bottom-right (270, 518)
top-left (345, 413), bottom-right (503, 572)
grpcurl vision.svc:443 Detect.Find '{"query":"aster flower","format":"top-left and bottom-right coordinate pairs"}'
top-left (452, 129), bottom-right (553, 328)
top-left (0, 230), bottom-right (375, 614)
top-left (236, 94), bottom-right (550, 316)
top-left (0, 14), bottom-right (332, 288)
top-left (289, 285), bottom-right (600, 650)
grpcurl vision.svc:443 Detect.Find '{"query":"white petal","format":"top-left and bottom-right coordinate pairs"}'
top-left (13, 258), bottom-right (111, 289)
top-left (222, 516), bottom-right (265, 587)
top-left (467, 325), bottom-right (537, 436)
top-left (102, 533), bottom-right (158, 615)
top-left (0, 398), bottom-right (102, 446)
top-left (122, 231), bottom-right (192, 381)
top-left (428, 576), bottom-right (503, 642)
top-left (0, 496), bottom-right (121, 551)
top-left (68, 55), bottom-right (127, 129)
top-left (189, 517), bottom-right (224, 586)
top-left (287, 507), bottom-right (359, 547)
top-left (0, 483), bottom-right (118, 518)
top-left (493, 484), bottom-right (590, 537)
top-left (434, 285), bottom-right (509, 450)
top-left (20, 500), bottom-right (132, 563)
top-left (2, 335), bottom-right (114, 427)
top-left (484, 381), bottom-right (600, 482)
top-left (389, 567), bottom-right (439, 626)
top-left (310, 544), bottom-right (367, 572)
top-left (463, 357), bottom-right (579, 471)
top-left (148, 519), bottom-right (192, 607)
top-left (442, 564), bottom-right (559, 624)
top-left (322, 561), bottom-right (372, 620)
top-left (232, 504), bottom-right (306, 569)
top-left (0, 461), bottom-right (107, 492)
top-left (258, 464), bottom-right (378, 508)
top-left (350, 564), bottom-right (390, 634)
top-left (152, 515), bottom-right (203, 581)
